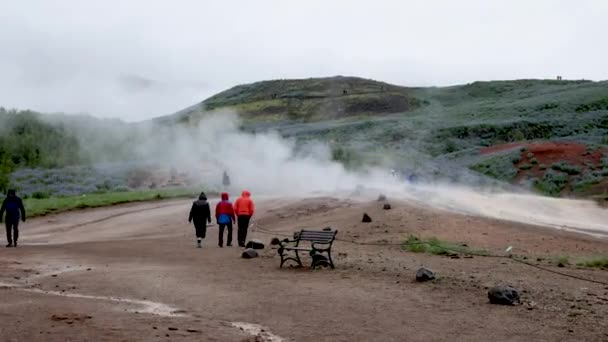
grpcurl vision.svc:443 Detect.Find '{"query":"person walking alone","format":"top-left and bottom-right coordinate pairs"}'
top-left (0, 189), bottom-right (26, 248)
top-left (234, 190), bottom-right (255, 247)
top-left (215, 192), bottom-right (235, 247)
top-left (188, 192), bottom-right (212, 248)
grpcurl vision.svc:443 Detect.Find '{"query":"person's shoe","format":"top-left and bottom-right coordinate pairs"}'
top-left (13, 241), bottom-right (17, 248)
top-left (197, 242), bottom-right (202, 248)
top-left (5, 243), bottom-right (12, 248)
top-left (218, 244), bottom-right (223, 248)
top-left (227, 243), bottom-right (232, 247)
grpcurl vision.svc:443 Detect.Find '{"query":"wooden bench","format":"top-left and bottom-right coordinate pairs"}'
top-left (276, 228), bottom-right (338, 269)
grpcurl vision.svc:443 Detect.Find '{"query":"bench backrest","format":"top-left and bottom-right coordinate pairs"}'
top-left (294, 229), bottom-right (337, 243)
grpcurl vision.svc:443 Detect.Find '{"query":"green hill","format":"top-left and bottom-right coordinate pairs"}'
top-left (160, 76), bottom-right (426, 124)
top-left (2, 76), bottom-right (608, 201)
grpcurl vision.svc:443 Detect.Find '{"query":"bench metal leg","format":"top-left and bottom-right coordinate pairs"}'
top-left (279, 249), bottom-right (303, 268)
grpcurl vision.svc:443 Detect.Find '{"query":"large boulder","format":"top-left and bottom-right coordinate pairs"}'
top-left (246, 239), bottom-right (265, 250)
top-left (415, 266), bottom-right (435, 282)
top-left (488, 285), bottom-right (520, 305)
top-left (362, 213), bottom-right (372, 223)
top-left (241, 249), bottom-right (259, 259)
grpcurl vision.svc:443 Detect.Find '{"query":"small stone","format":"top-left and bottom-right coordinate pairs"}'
top-left (168, 327), bottom-right (178, 331)
top-left (245, 239), bottom-right (265, 250)
top-left (416, 267), bottom-right (435, 282)
top-left (241, 249), bottom-right (259, 259)
top-left (383, 203), bottom-right (392, 210)
top-left (488, 285), bottom-right (521, 305)
top-left (362, 213), bottom-right (372, 223)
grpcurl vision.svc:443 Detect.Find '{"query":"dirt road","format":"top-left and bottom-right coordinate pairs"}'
top-left (1, 197), bottom-right (607, 341)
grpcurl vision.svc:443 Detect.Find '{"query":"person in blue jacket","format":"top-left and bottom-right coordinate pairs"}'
top-left (0, 189), bottom-right (26, 248)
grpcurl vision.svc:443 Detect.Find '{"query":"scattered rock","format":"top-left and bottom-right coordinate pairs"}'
top-left (362, 213), bottom-right (372, 223)
top-left (488, 285), bottom-right (521, 305)
top-left (168, 327), bottom-right (178, 331)
top-left (186, 329), bottom-right (201, 333)
top-left (416, 267), bottom-right (435, 282)
top-left (246, 239), bottom-right (265, 250)
top-left (383, 203), bottom-right (392, 210)
top-left (86, 268), bottom-right (92, 271)
top-left (558, 262), bottom-right (565, 268)
top-left (377, 194), bottom-right (387, 201)
top-left (241, 249), bottom-right (259, 259)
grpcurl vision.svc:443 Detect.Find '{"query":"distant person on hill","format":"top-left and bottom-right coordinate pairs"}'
top-left (234, 190), bottom-right (255, 247)
top-left (0, 189), bottom-right (26, 248)
top-left (222, 171), bottom-right (231, 189)
top-left (188, 192), bottom-right (212, 248)
top-left (215, 192), bottom-right (235, 248)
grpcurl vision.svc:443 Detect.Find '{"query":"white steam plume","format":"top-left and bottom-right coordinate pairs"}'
top-left (85, 111), bottom-right (608, 237)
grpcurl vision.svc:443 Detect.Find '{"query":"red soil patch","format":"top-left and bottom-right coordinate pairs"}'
top-left (481, 141), bottom-right (608, 194)
top-left (481, 141), bottom-right (605, 169)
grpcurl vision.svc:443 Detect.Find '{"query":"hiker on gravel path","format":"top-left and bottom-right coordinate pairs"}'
top-left (234, 190), bottom-right (255, 247)
top-left (188, 192), bottom-right (212, 248)
top-left (215, 192), bottom-right (235, 248)
top-left (0, 189), bottom-right (26, 248)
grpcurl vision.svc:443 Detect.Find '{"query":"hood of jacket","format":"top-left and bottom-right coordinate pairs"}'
top-left (221, 192), bottom-right (229, 201)
top-left (241, 190), bottom-right (250, 198)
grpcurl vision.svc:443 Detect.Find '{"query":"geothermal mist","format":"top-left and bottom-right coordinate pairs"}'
top-left (127, 112), bottom-right (608, 237)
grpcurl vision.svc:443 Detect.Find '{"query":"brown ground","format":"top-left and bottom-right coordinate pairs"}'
top-left (1, 197), bottom-right (607, 341)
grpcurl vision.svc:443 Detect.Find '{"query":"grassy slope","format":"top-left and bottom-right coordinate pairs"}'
top-left (24, 188), bottom-right (199, 217)
top-left (160, 76), bottom-right (427, 124)
top-left (166, 77), bottom-right (608, 198)
top-left (4, 76), bottom-right (608, 201)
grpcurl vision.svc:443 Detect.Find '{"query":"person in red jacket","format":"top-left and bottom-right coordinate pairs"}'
top-left (215, 192), bottom-right (235, 247)
top-left (234, 190), bottom-right (255, 247)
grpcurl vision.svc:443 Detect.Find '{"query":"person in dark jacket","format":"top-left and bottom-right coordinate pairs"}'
top-left (222, 171), bottom-right (231, 188)
top-left (188, 192), bottom-right (212, 248)
top-left (215, 192), bottom-right (235, 248)
top-left (0, 189), bottom-right (26, 248)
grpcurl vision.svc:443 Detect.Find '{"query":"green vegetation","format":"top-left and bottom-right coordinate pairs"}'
top-left (577, 256), bottom-right (608, 269)
top-left (0, 108), bottom-right (82, 192)
top-left (470, 150), bottom-right (520, 180)
top-left (533, 171), bottom-right (569, 196)
top-left (555, 255), bottom-right (570, 266)
top-left (551, 162), bottom-right (581, 175)
top-left (24, 188), bottom-right (199, 217)
top-left (3, 76), bottom-right (608, 202)
top-left (403, 235), bottom-right (488, 256)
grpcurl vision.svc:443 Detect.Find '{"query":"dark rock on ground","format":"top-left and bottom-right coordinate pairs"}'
top-left (362, 213), bottom-right (372, 223)
top-left (416, 267), bottom-right (435, 282)
top-left (242, 249), bottom-right (259, 259)
top-left (488, 285), bottom-right (521, 305)
top-left (246, 239), bottom-right (265, 250)
top-left (383, 203), bottom-right (392, 210)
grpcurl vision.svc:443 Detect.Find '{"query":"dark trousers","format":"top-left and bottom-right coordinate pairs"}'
top-left (194, 223), bottom-right (207, 239)
top-left (5, 221), bottom-right (19, 244)
top-left (218, 222), bottom-right (233, 247)
top-left (237, 215), bottom-right (251, 246)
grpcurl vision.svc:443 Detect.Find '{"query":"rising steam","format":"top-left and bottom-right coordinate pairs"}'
top-left (127, 112), bottom-right (608, 237)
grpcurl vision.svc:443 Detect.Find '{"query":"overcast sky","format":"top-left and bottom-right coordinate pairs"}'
top-left (1, 0), bottom-right (607, 121)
